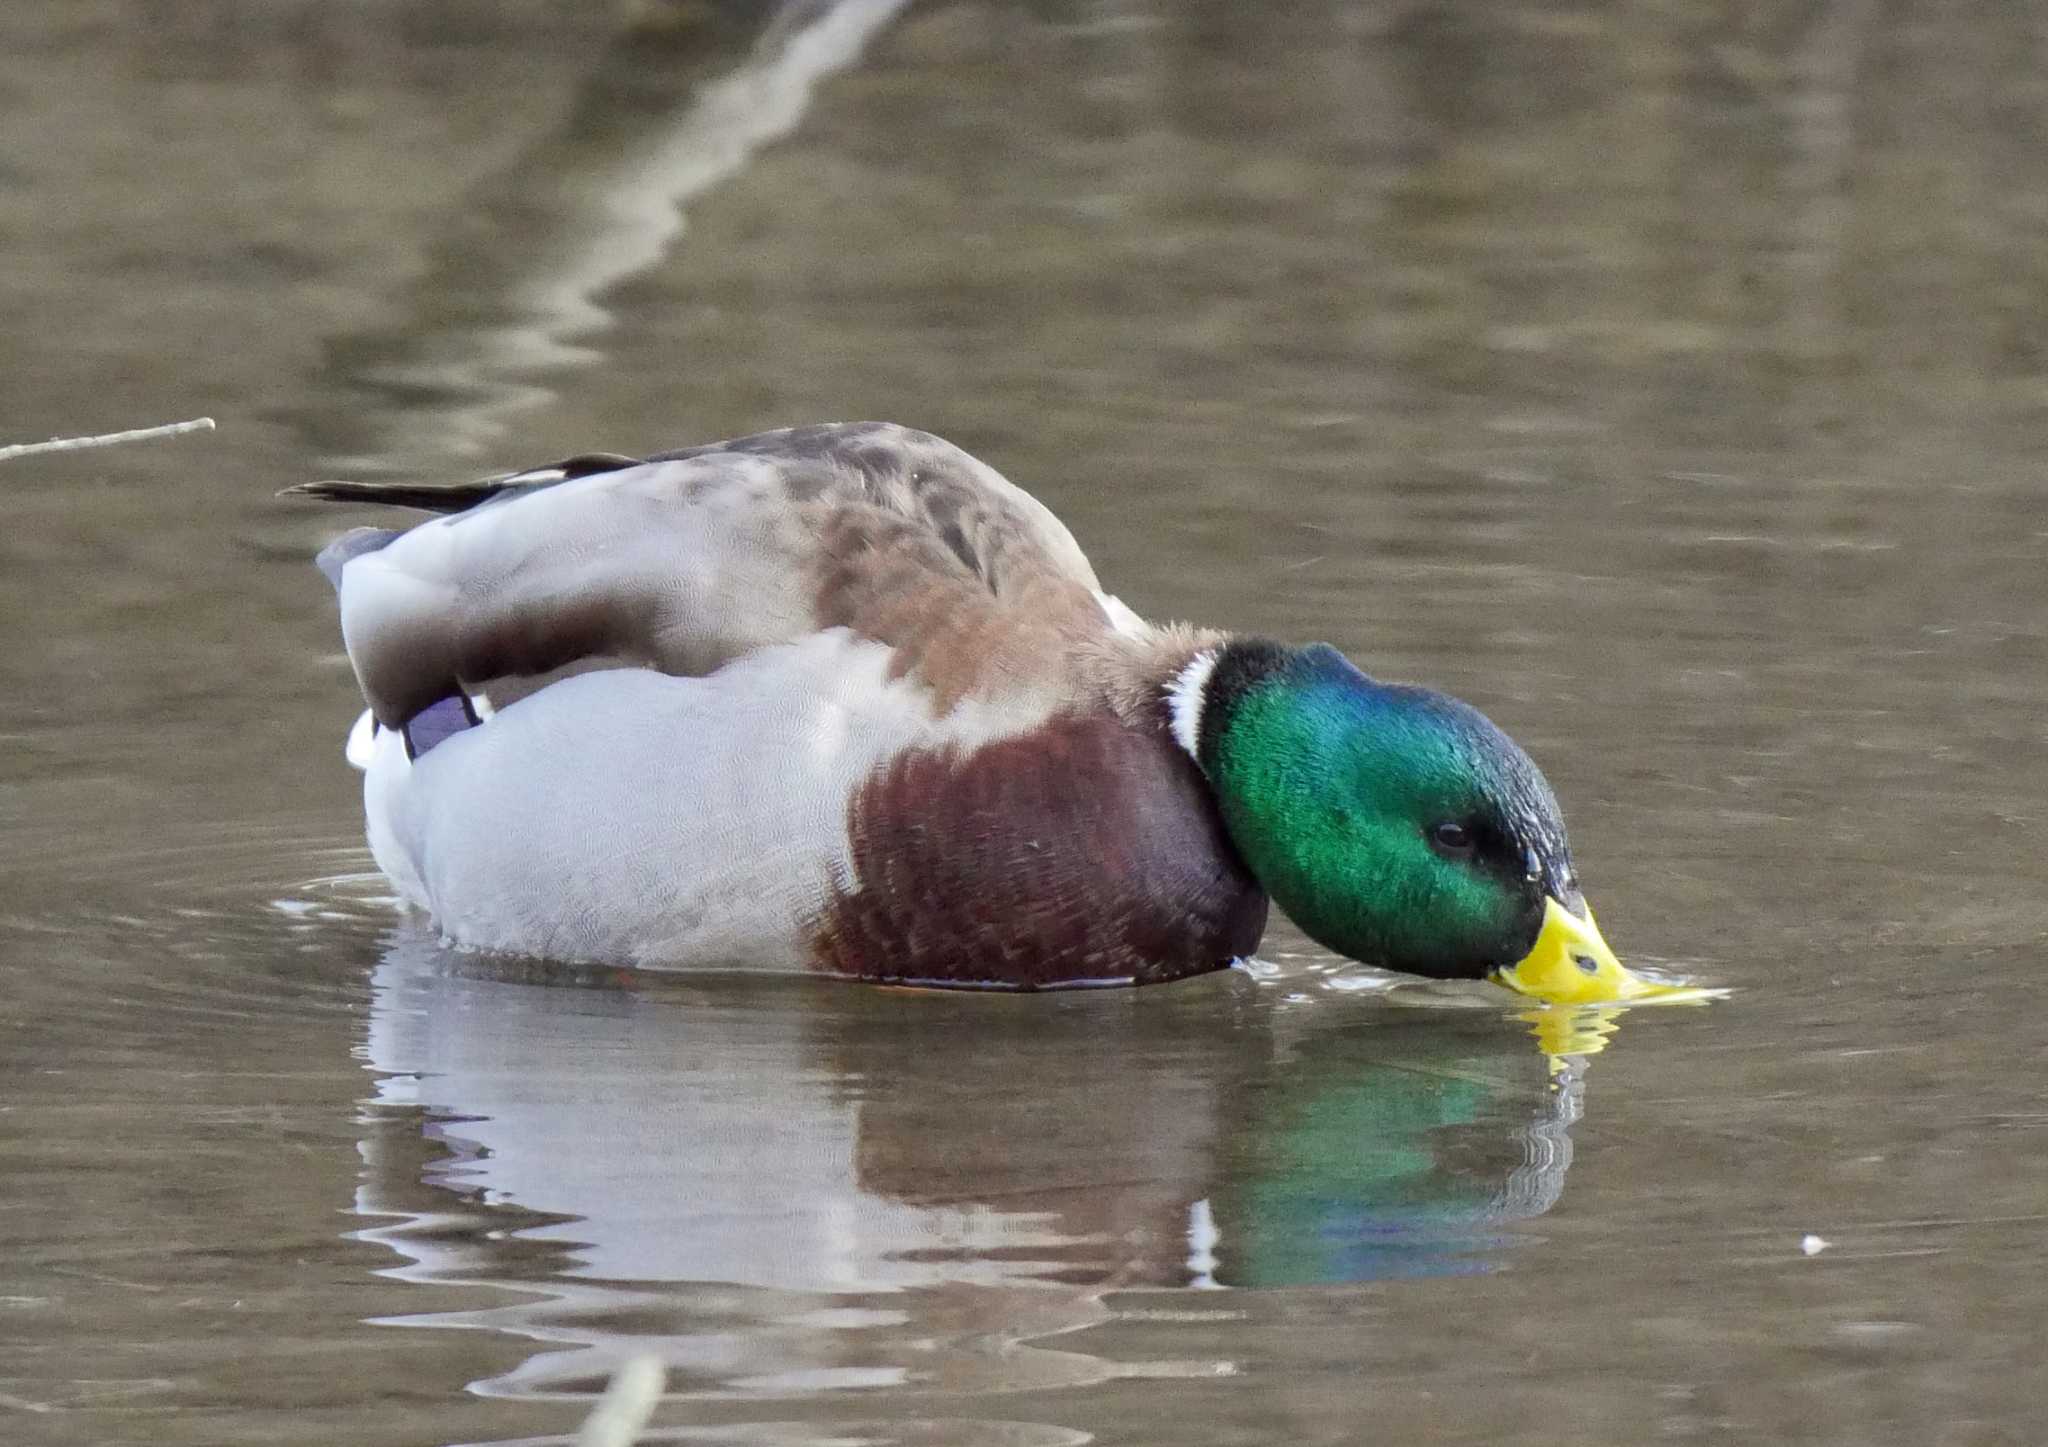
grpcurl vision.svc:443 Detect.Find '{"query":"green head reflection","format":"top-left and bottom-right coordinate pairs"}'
top-left (1205, 1019), bottom-right (1584, 1286)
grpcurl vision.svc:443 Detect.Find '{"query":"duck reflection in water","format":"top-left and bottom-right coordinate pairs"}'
top-left (352, 926), bottom-right (1647, 1402)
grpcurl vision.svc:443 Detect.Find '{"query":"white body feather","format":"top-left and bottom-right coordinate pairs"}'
top-left (359, 630), bottom-right (1044, 967)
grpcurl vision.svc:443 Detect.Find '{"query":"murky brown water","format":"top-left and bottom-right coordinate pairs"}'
top-left (6, 2), bottom-right (2048, 1443)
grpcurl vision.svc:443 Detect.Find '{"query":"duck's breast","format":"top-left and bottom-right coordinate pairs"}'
top-left (811, 711), bottom-right (1269, 989)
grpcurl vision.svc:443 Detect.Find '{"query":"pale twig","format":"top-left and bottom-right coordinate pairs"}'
top-left (575, 1356), bottom-right (665, 1447)
top-left (0, 416), bottom-right (215, 463)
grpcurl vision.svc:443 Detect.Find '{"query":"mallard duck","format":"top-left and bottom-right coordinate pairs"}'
top-left (291, 421), bottom-right (1660, 1002)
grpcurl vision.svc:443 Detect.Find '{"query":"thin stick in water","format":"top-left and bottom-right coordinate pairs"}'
top-left (0, 416), bottom-right (216, 463)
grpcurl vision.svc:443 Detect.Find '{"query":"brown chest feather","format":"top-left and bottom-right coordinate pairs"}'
top-left (809, 714), bottom-right (1268, 988)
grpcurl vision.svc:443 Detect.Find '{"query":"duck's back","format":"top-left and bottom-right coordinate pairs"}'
top-left (312, 422), bottom-right (1117, 726)
top-left (301, 423), bottom-right (1267, 985)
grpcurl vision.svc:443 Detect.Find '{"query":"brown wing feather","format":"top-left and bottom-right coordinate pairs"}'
top-left (808, 503), bottom-right (1114, 711)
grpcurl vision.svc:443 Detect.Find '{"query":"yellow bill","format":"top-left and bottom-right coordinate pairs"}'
top-left (1492, 896), bottom-right (1704, 1006)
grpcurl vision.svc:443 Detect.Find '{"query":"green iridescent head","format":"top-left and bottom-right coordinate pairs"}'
top-left (1185, 640), bottom-right (1615, 991)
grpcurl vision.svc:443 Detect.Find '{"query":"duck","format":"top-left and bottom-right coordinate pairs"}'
top-left (289, 420), bottom-right (1664, 1003)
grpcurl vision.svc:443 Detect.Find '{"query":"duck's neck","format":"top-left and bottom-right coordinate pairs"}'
top-left (1165, 638), bottom-right (1296, 772)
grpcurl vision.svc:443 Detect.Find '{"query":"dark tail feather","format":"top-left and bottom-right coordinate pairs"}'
top-left (280, 478), bottom-right (515, 513)
top-left (314, 527), bottom-right (404, 588)
top-left (279, 453), bottom-right (643, 514)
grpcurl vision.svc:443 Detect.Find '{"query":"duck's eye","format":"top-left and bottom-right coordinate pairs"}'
top-left (1427, 821), bottom-right (1476, 859)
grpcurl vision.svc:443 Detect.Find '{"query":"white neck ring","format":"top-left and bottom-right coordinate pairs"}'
top-left (1166, 648), bottom-right (1219, 765)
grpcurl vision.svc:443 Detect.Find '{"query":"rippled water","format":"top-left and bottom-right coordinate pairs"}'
top-left (7, 3), bottom-right (2048, 1444)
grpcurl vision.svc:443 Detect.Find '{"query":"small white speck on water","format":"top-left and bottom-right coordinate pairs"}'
top-left (1801, 1234), bottom-right (1830, 1256)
